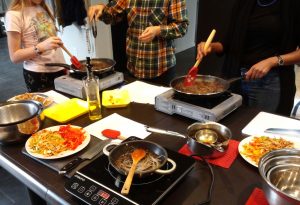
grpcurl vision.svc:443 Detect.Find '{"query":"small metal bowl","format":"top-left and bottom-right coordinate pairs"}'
top-left (0, 100), bottom-right (44, 144)
top-left (259, 149), bottom-right (300, 205)
top-left (186, 122), bottom-right (231, 158)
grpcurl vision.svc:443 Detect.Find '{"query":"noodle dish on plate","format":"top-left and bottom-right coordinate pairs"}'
top-left (238, 135), bottom-right (300, 167)
top-left (25, 125), bottom-right (90, 159)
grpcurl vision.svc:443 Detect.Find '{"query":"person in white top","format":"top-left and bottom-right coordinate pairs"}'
top-left (5, 0), bottom-right (66, 92)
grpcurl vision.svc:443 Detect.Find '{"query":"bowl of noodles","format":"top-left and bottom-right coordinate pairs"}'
top-left (8, 92), bottom-right (54, 108)
top-left (103, 140), bottom-right (176, 177)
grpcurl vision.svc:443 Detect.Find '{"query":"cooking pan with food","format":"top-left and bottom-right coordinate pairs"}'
top-left (146, 122), bottom-right (232, 158)
top-left (45, 58), bottom-right (116, 77)
top-left (170, 75), bottom-right (242, 99)
top-left (103, 140), bottom-right (176, 177)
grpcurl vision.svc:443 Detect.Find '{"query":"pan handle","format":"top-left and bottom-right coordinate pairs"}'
top-left (145, 126), bottom-right (186, 138)
top-left (102, 141), bottom-right (121, 156)
top-left (45, 63), bottom-right (72, 70)
top-left (155, 158), bottom-right (177, 174)
top-left (227, 77), bottom-right (243, 84)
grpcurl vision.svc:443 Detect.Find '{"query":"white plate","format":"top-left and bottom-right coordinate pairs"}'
top-left (25, 125), bottom-right (90, 159)
top-left (8, 92), bottom-right (54, 107)
top-left (238, 135), bottom-right (300, 167)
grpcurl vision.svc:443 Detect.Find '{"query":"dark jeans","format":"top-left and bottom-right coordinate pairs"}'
top-left (241, 68), bottom-right (280, 113)
top-left (23, 69), bottom-right (65, 92)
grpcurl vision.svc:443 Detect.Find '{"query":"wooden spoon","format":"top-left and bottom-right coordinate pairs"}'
top-left (183, 29), bottom-right (216, 86)
top-left (121, 148), bottom-right (146, 195)
top-left (60, 44), bottom-right (82, 70)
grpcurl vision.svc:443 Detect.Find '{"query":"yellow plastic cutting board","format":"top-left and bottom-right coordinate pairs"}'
top-left (43, 98), bottom-right (88, 123)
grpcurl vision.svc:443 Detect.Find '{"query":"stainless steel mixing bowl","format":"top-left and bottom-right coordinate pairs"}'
top-left (0, 100), bottom-right (44, 144)
top-left (186, 122), bottom-right (231, 158)
top-left (258, 149), bottom-right (300, 205)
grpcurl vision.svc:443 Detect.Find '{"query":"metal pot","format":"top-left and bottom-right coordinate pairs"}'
top-left (258, 149), bottom-right (300, 205)
top-left (103, 140), bottom-right (176, 177)
top-left (170, 75), bottom-right (242, 99)
top-left (146, 122), bottom-right (232, 158)
top-left (0, 100), bottom-right (44, 144)
top-left (45, 58), bottom-right (116, 78)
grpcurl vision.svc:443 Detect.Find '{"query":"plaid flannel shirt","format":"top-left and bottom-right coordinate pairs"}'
top-left (101, 0), bottom-right (189, 79)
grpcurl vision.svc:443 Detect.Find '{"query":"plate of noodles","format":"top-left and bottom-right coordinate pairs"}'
top-left (8, 92), bottom-right (54, 107)
top-left (25, 125), bottom-right (90, 159)
top-left (238, 135), bottom-right (299, 167)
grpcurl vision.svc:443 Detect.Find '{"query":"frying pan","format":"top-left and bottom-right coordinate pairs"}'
top-left (45, 58), bottom-right (116, 77)
top-left (103, 140), bottom-right (176, 177)
top-left (170, 75), bottom-right (242, 99)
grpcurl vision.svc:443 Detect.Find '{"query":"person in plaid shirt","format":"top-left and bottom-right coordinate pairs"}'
top-left (88, 0), bottom-right (188, 85)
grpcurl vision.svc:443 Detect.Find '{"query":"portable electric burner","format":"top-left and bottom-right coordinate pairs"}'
top-left (155, 89), bottom-right (242, 122)
top-left (54, 71), bottom-right (124, 98)
top-left (65, 138), bottom-right (195, 205)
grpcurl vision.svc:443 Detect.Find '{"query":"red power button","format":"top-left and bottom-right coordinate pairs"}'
top-left (98, 190), bottom-right (110, 199)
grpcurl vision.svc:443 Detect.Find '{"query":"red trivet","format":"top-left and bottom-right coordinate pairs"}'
top-left (178, 139), bottom-right (239, 168)
top-left (245, 188), bottom-right (269, 205)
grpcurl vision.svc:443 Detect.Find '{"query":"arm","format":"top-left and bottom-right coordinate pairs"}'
top-left (246, 49), bottom-right (300, 80)
top-left (7, 31), bottom-right (62, 64)
top-left (159, 0), bottom-right (189, 40)
top-left (88, 1), bottom-right (126, 24)
top-left (88, 4), bottom-right (105, 22)
top-left (139, 0), bottom-right (189, 43)
top-left (196, 41), bottom-right (224, 60)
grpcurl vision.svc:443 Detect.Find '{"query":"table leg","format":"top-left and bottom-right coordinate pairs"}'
top-left (27, 188), bottom-right (47, 205)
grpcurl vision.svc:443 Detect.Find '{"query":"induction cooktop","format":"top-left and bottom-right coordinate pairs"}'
top-left (155, 89), bottom-right (242, 122)
top-left (65, 139), bottom-right (196, 205)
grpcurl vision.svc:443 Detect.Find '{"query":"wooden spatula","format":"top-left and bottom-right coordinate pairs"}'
top-left (121, 148), bottom-right (146, 195)
top-left (60, 44), bottom-right (82, 70)
top-left (45, 29), bottom-right (82, 70)
top-left (183, 29), bottom-right (216, 87)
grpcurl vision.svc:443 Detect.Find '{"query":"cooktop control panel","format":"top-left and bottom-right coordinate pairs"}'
top-left (66, 173), bottom-right (133, 205)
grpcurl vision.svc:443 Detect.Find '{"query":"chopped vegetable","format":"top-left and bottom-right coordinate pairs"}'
top-left (28, 125), bottom-right (86, 157)
top-left (59, 124), bottom-right (86, 150)
top-left (241, 136), bottom-right (294, 165)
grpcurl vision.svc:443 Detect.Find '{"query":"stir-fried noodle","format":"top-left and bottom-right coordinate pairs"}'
top-left (115, 149), bottom-right (163, 174)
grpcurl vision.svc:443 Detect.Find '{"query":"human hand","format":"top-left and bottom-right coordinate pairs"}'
top-left (37, 36), bottom-right (62, 52)
top-left (88, 4), bottom-right (105, 22)
top-left (245, 57), bottom-right (276, 80)
top-left (138, 26), bottom-right (160, 43)
top-left (196, 42), bottom-right (213, 60)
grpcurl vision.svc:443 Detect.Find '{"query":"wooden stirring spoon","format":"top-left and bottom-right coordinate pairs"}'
top-left (183, 29), bottom-right (216, 86)
top-left (121, 148), bottom-right (146, 195)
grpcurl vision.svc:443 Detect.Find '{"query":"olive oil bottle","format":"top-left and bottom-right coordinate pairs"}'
top-left (82, 57), bottom-right (102, 120)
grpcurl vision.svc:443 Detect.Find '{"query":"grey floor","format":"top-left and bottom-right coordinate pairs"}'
top-left (0, 37), bottom-right (31, 205)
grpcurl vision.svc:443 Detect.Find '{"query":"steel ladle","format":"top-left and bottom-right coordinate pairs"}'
top-left (195, 129), bottom-right (224, 152)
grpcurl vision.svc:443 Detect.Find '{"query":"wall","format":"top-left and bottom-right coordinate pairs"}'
top-left (174, 0), bottom-right (198, 53)
top-left (57, 0), bottom-right (113, 64)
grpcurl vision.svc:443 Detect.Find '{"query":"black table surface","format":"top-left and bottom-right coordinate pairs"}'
top-left (0, 96), bottom-right (261, 205)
